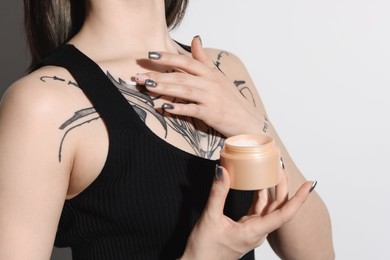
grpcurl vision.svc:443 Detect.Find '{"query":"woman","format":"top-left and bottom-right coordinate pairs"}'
top-left (0, 0), bottom-right (334, 259)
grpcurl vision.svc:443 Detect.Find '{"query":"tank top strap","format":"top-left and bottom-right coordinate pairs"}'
top-left (34, 44), bottom-right (131, 122)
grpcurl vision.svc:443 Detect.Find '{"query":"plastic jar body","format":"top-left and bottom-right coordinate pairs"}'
top-left (220, 134), bottom-right (282, 190)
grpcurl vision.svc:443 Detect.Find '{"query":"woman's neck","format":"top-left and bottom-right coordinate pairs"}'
top-left (69, 0), bottom-right (180, 61)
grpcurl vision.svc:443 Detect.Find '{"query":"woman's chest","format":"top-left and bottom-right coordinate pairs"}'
top-left (66, 81), bottom-right (223, 199)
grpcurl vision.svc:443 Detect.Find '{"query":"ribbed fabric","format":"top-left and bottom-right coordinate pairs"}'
top-left (35, 45), bottom-right (255, 260)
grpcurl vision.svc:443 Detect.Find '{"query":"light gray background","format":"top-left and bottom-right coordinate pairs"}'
top-left (1, 1), bottom-right (389, 259)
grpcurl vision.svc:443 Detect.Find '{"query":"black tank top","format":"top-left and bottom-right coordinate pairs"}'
top-left (36, 44), bottom-right (255, 260)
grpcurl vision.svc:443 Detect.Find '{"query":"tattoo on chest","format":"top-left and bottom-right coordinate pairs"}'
top-left (41, 54), bottom-right (257, 162)
top-left (41, 73), bottom-right (225, 162)
top-left (107, 72), bottom-right (225, 159)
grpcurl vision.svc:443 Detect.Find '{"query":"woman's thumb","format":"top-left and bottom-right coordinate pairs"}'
top-left (204, 165), bottom-right (231, 216)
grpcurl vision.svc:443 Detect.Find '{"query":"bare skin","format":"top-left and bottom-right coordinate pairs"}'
top-left (0, 0), bottom-right (334, 259)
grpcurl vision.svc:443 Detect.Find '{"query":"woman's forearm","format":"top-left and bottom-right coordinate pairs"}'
top-left (267, 124), bottom-right (335, 260)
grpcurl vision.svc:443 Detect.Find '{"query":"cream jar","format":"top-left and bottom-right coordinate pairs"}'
top-left (220, 134), bottom-right (282, 190)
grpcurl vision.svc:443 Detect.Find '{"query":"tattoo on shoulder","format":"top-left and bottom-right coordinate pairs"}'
top-left (40, 75), bottom-right (79, 88)
top-left (215, 51), bottom-right (229, 70)
top-left (213, 52), bottom-right (256, 107)
top-left (41, 72), bottom-right (223, 161)
top-left (40, 75), bottom-right (100, 162)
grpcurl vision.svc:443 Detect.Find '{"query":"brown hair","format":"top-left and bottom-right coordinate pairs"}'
top-left (24, 0), bottom-right (189, 70)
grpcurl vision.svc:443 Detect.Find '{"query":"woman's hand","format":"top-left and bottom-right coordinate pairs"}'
top-left (181, 166), bottom-right (316, 260)
top-left (134, 36), bottom-right (265, 137)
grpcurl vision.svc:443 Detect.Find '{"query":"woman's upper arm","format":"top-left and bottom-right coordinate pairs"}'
top-left (209, 48), bottom-right (334, 259)
top-left (0, 80), bottom-right (72, 260)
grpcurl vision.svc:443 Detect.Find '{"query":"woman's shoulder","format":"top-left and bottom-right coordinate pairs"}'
top-left (0, 65), bottom-right (94, 167)
top-left (203, 47), bottom-right (262, 110)
top-left (2, 65), bottom-right (87, 120)
top-left (203, 47), bottom-right (250, 78)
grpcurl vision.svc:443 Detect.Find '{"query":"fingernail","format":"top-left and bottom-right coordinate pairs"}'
top-left (145, 79), bottom-right (157, 87)
top-left (135, 73), bottom-right (149, 82)
top-left (215, 164), bottom-right (223, 181)
top-left (309, 180), bottom-right (318, 193)
top-left (148, 51), bottom-right (161, 60)
top-left (194, 35), bottom-right (202, 46)
top-left (280, 157), bottom-right (285, 170)
top-left (162, 103), bottom-right (174, 110)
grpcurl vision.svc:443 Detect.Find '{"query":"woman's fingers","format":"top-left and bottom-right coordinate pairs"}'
top-left (246, 181), bottom-right (316, 235)
top-left (135, 72), bottom-right (211, 102)
top-left (203, 166), bottom-right (231, 218)
top-left (161, 102), bottom-right (207, 120)
top-left (275, 171), bottom-right (289, 202)
top-left (247, 189), bottom-right (270, 216)
top-left (145, 36), bottom-right (217, 76)
top-left (267, 170), bottom-right (289, 213)
top-left (256, 189), bottom-right (270, 215)
top-left (191, 36), bottom-right (217, 69)
top-left (146, 51), bottom-right (210, 76)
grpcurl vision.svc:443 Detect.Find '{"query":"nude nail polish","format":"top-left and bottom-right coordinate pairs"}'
top-left (220, 134), bottom-right (282, 190)
top-left (148, 52), bottom-right (161, 60)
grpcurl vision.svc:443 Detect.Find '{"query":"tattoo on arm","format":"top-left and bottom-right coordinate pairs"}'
top-left (58, 114), bottom-right (100, 162)
top-left (234, 80), bottom-right (256, 107)
top-left (262, 115), bottom-right (269, 134)
top-left (215, 51), bottom-right (267, 135)
top-left (58, 107), bottom-right (101, 162)
top-left (59, 108), bottom-right (97, 130)
top-left (40, 75), bottom-right (100, 162)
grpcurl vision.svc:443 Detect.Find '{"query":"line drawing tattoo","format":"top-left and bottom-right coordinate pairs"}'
top-left (59, 107), bottom-right (97, 130)
top-left (40, 75), bottom-right (79, 87)
top-left (215, 51), bottom-right (256, 107)
top-left (262, 114), bottom-right (269, 134)
top-left (40, 75), bottom-right (100, 162)
top-left (107, 73), bottom-right (224, 158)
top-left (215, 51), bottom-right (229, 70)
top-left (40, 76), bottom-right (65, 83)
top-left (44, 53), bottom-right (258, 162)
top-left (58, 116), bottom-right (100, 162)
top-left (162, 98), bottom-right (224, 158)
top-left (57, 108), bottom-right (100, 162)
top-left (234, 80), bottom-right (256, 107)
top-left (107, 72), bottom-right (168, 134)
